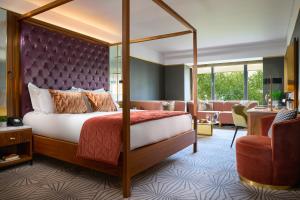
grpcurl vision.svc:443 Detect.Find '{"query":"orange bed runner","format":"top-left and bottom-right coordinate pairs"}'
top-left (76, 110), bottom-right (188, 165)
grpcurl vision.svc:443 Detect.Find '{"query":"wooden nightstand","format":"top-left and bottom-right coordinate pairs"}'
top-left (0, 126), bottom-right (32, 168)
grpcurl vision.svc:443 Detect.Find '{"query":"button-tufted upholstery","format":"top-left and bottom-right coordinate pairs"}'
top-left (20, 22), bottom-right (109, 116)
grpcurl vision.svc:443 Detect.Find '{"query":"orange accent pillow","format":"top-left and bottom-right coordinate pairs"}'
top-left (85, 92), bottom-right (117, 112)
top-left (49, 90), bottom-right (88, 114)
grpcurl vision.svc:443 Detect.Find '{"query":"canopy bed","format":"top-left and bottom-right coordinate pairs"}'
top-left (8, 0), bottom-right (198, 197)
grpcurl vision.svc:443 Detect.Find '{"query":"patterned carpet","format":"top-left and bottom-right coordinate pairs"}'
top-left (0, 128), bottom-right (299, 200)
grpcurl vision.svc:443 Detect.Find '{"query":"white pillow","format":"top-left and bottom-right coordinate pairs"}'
top-left (28, 83), bottom-right (41, 111)
top-left (71, 86), bottom-right (105, 93)
top-left (28, 83), bottom-right (55, 113)
top-left (38, 88), bottom-right (55, 113)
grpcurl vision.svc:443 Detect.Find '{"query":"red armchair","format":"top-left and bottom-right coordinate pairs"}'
top-left (236, 115), bottom-right (300, 188)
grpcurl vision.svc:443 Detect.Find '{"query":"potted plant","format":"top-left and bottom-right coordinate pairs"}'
top-left (272, 90), bottom-right (283, 107)
top-left (0, 116), bottom-right (7, 127)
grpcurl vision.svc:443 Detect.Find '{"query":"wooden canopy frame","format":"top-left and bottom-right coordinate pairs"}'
top-left (16, 0), bottom-right (198, 197)
top-left (19, 0), bottom-right (74, 20)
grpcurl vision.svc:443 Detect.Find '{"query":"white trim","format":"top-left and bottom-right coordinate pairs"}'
top-left (162, 39), bottom-right (286, 65)
top-left (286, 0), bottom-right (300, 45)
top-left (130, 44), bottom-right (164, 64)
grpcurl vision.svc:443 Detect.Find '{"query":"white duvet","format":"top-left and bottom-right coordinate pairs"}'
top-left (23, 110), bottom-right (192, 150)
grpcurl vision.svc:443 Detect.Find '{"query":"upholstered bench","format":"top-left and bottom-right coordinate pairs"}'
top-left (130, 100), bottom-right (186, 111)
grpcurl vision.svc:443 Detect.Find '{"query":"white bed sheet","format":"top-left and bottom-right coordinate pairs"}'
top-left (23, 111), bottom-right (192, 150)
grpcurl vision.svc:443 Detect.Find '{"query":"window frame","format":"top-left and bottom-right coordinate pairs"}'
top-left (197, 60), bottom-right (263, 102)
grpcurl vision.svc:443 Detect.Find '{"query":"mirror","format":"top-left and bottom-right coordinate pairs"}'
top-left (0, 9), bottom-right (7, 116)
top-left (109, 45), bottom-right (122, 102)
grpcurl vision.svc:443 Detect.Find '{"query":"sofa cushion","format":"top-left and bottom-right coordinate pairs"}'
top-left (174, 101), bottom-right (186, 111)
top-left (245, 101), bottom-right (258, 109)
top-left (197, 111), bottom-right (219, 121)
top-left (223, 101), bottom-right (239, 111)
top-left (212, 101), bottom-right (224, 111)
top-left (198, 101), bottom-right (213, 111)
top-left (131, 100), bottom-right (186, 111)
top-left (237, 135), bottom-right (272, 155)
top-left (236, 135), bottom-right (273, 184)
top-left (240, 100), bottom-right (258, 109)
top-left (131, 101), bottom-right (163, 110)
top-left (219, 111), bottom-right (233, 124)
top-left (162, 101), bottom-right (175, 111)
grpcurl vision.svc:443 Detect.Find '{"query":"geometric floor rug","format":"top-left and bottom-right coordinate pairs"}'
top-left (0, 128), bottom-right (299, 200)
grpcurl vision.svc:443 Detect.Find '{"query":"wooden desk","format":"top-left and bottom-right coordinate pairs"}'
top-left (247, 108), bottom-right (278, 135)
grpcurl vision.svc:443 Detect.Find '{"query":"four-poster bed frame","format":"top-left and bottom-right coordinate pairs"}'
top-left (8, 0), bottom-right (198, 197)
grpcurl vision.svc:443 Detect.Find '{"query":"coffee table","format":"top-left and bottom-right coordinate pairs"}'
top-left (196, 121), bottom-right (218, 136)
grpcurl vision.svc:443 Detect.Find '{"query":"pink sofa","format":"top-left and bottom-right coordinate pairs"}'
top-left (187, 100), bottom-right (257, 125)
top-left (130, 100), bottom-right (186, 111)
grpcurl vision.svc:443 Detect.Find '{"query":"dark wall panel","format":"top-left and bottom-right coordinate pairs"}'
top-left (263, 57), bottom-right (284, 103)
top-left (130, 59), bottom-right (191, 101)
top-left (164, 65), bottom-right (186, 101)
top-left (184, 65), bottom-right (191, 100)
top-left (130, 57), bottom-right (164, 100)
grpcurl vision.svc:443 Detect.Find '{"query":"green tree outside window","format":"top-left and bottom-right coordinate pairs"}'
top-left (248, 70), bottom-right (263, 104)
top-left (197, 73), bottom-right (211, 100)
top-left (197, 69), bottom-right (263, 104)
top-left (215, 72), bottom-right (244, 100)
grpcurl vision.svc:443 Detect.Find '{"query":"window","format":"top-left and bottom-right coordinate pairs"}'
top-left (247, 63), bottom-right (263, 104)
top-left (109, 45), bottom-right (122, 102)
top-left (197, 61), bottom-right (263, 104)
top-left (214, 65), bottom-right (244, 101)
top-left (197, 67), bottom-right (211, 100)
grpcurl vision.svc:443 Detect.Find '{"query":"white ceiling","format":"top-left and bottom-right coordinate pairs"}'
top-left (149, 0), bottom-right (294, 51)
top-left (0, 0), bottom-right (297, 64)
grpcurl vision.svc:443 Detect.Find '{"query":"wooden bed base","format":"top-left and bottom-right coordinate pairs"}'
top-left (12, 0), bottom-right (199, 197)
top-left (33, 130), bottom-right (196, 188)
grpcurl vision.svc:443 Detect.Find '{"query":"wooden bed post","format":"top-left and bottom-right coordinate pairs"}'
top-left (122, 0), bottom-right (131, 198)
top-left (7, 12), bottom-right (21, 117)
top-left (111, 30), bottom-right (192, 46)
top-left (152, 0), bottom-right (198, 153)
top-left (19, 0), bottom-right (74, 20)
top-left (17, 0), bottom-right (197, 198)
top-left (192, 31), bottom-right (198, 153)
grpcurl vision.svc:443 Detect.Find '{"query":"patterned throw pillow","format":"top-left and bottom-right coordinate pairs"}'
top-left (268, 109), bottom-right (297, 137)
top-left (85, 92), bottom-right (117, 112)
top-left (49, 90), bottom-right (88, 114)
top-left (162, 101), bottom-right (175, 111)
top-left (198, 101), bottom-right (213, 111)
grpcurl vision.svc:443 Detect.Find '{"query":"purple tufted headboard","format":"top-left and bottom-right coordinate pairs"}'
top-left (20, 22), bottom-right (109, 116)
